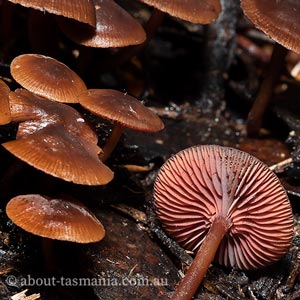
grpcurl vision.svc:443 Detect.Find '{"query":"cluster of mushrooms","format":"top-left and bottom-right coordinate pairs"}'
top-left (0, 0), bottom-right (298, 299)
top-left (0, 53), bottom-right (164, 244)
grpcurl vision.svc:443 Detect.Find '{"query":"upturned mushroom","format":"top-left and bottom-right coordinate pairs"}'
top-left (57, 0), bottom-right (146, 48)
top-left (10, 54), bottom-right (87, 103)
top-left (154, 145), bottom-right (293, 300)
top-left (2, 89), bottom-right (113, 185)
top-left (240, 0), bottom-right (300, 135)
top-left (78, 89), bottom-right (164, 161)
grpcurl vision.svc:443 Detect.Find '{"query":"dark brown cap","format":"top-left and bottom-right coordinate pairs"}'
top-left (8, 0), bottom-right (96, 27)
top-left (9, 89), bottom-right (97, 144)
top-left (6, 194), bottom-right (105, 243)
top-left (10, 54), bottom-right (87, 103)
top-left (2, 124), bottom-right (114, 185)
top-left (241, 0), bottom-right (300, 53)
top-left (0, 79), bottom-right (11, 125)
top-left (154, 145), bottom-right (293, 270)
top-left (78, 89), bottom-right (164, 132)
top-left (57, 0), bottom-right (146, 48)
top-left (139, 0), bottom-right (221, 24)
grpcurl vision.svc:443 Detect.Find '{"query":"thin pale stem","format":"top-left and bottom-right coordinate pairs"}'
top-left (171, 216), bottom-right (231, 300)
top-left (246, 43), bottom-right (288, 136)
top-left (101, 123), bottom-right (124, 162)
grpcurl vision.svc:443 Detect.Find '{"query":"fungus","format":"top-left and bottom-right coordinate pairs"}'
top-left (78, 89), bottom-right (164, 161)
top-left (154, 145), bottom-right (293, 300)
top-left (241, 0), bottom-right (300, 53)
top-left (2, 86), bottom-right (114, 185)
top-left (6, 193), bottom-right (105, 274)
top-left (2, 124), bottom-right (113, 185)
top-left (10, 54), bottom-right (87, 103)
top-left (138, 0), bottom-right (221, 24)
top-left (240, 0), bottom-right (300, 135)
top-left (7, 0), bottom-right (96, 27)
top-left (9, 88), bottom-right (97, 143)
top-left (0, 79), bottom-right (11, 125)
top-left (57, 0), bottom-right (146, 48)
top-left (6, 194), bottom-right (105, 243)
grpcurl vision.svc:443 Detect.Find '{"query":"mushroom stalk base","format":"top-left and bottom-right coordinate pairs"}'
top-left (101, 123), bottom-right (124, 162)
top-left (171, 216), bottom-right (231, 300)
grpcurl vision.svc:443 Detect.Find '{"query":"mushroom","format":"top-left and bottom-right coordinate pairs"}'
top-left (0, 79), bottom-right (11, 125)
top-left (154, 145), bottom-right (293, 300)
top-left (240, 0), bottom-right (300, 135)
top-left (2, 88), bottom-right (114, 185)
top-left (95, 0), bottom-right (222, 70)
top-left (57, 0), bottom-right (146, 48)
top-left (241, 0), bottom-right (300, 54)
top-left (138, 0), bottom-right (222, 24)
top-left (2, 124), bottom-right (113, 185)
top-left (78, 89), bottom-right (164, 161)
top-left (6, 194), bottom-right (105, 243)
top-left (6, 194), bottom-right (105, 272)
top-left (7, 0), bottom-right (96, 27)
top-left (9, 88), bottom-right (97, 143)
top-left (10, 54), bottom-right (87, 103)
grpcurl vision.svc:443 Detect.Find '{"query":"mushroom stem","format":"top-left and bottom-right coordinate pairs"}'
top-left (95, 8), bottom-right (165, 72)
top-left (101, 123), bottom-right (124, 162)
top-left (246, 43), bottom-right (288, 136)
top-left (144, 8), bottom-right (166, 41)
top-left (171, 216), bottom-right (231, 300)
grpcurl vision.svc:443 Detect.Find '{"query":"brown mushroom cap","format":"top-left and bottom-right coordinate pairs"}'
top-left (78, 89), bottom-right (164, 132)
top-left (57, 0), bottom-right (146, 48)
top-left (241, 0), bottom-right (300, 53)
top-left (0, 79), bottom-right (11, 125)
top-left (139, 0), bottom-right (221, 24)
top-left (154, 145), bottom-right (293, 270)
top-left (6, 194), bottom-right (105, 243)
top-left (7, 0), bottom-right (96, 27)
top-left (2, 124), bottom-right (114, 185)
top-left (9, 89), bottom-right (97, 144)
top-left (10, 54), bottom-right (87, 103)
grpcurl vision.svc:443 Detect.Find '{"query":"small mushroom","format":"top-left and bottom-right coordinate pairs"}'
top-left (78, 89), bottom-right (164, 161)
top-left (6, 193), bottom-right (105, 273)
top-left (9, 88), bottom-right (97, 144)
top-left (139, 0), bottom-right (221, 24)
top-left (154, 145), bottom-right (293, 300)
top-left (10, 54), bottom-right (87, 103)
top-left (3, 88), bottom-right (113, 185)
top-left (0, 79), bottom-right (11, 125)
top-left (240, 1), bottom-right (300, 135)
top-left (7, 0), bottom-right (96, 27)
top-left (241, 0), bottom-right (300, 53)
top-left (2, 124), bottom-right (114, 185)
top-left (6, 194), bottom-right (105, 243)
top-left (57, 0), bottom-right (146, 48)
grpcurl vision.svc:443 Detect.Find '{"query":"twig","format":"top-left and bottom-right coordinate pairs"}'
top-left (269, 158), bottom-right (293, 172)
top-left (11, 290), bottom-right (40, 300)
